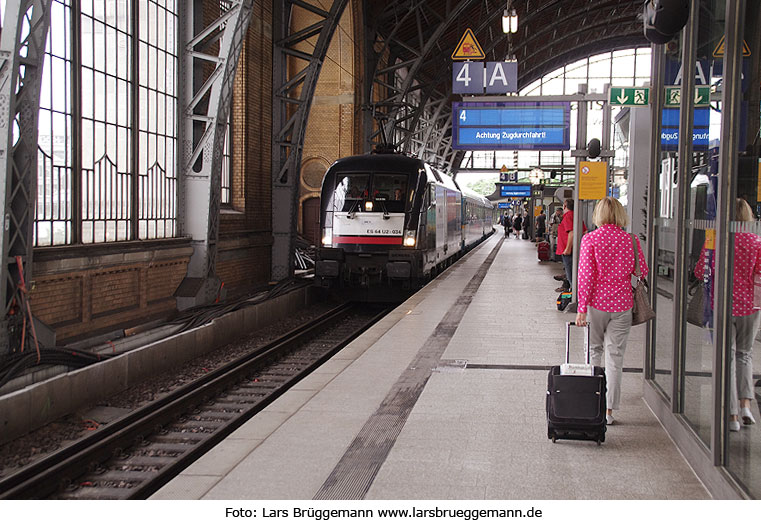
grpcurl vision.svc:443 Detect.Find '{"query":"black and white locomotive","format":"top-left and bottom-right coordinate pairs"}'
top-left (314, 153), bottom-right (494, 289)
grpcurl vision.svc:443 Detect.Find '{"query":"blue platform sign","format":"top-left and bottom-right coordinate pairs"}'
top-left (452, 62), bottom-right (484, 94)
top-left (500, 184), bottom-right (532, 197)
top-left (453, 101), bottom-right (571, 150)
top-left (661, 107), bottom-right (710, 150)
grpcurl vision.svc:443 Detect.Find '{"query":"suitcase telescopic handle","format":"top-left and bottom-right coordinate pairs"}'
top-left (565, 321), bottom-right (591, 365)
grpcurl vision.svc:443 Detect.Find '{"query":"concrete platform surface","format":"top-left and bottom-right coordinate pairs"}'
top-left (152, 234), bottom-right (708, 501)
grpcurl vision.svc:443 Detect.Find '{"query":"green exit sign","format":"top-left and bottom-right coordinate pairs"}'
top-left (609, 87), bottom-right (650, 106)
top-left (664, 85), bottom-right (711, 107)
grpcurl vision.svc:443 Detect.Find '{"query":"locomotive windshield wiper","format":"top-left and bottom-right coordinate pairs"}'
top-left (379, 199), bottom-right (390, 220)
top-left (346, 199), bottom-right (359, 218)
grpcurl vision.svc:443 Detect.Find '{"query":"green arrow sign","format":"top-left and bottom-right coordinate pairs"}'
top-left (609, 87), bottom-right (650, 106)
top-left (664, 85), bottom-right (711, 107)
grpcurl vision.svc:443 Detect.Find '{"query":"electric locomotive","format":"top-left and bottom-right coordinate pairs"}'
top-left (314, 153), bottom-right (494, 290)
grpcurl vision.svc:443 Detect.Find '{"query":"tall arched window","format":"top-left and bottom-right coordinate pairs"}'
top-left (35, 0), bottom-right (179, 246)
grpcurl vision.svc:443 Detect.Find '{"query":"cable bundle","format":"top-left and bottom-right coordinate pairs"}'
top-left (0, 347), bottom-right (110, 390)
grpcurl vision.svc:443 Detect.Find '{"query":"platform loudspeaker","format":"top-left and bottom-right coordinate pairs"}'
top-left (643, 0), bottom-right (690, 45)
top-left (587, 138), bottom-right (601, 159)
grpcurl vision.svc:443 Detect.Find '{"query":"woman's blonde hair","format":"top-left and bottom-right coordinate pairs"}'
top-left (736, 198), bottom-right (754, 222)
top-left (592, 196), bottom-right (629, 228)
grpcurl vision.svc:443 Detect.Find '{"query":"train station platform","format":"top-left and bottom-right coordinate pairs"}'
top-left (152, 232), bottom-right (709, 500)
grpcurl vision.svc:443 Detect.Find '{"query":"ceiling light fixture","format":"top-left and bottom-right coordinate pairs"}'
top-left (502, 3), bottom-right (518, 34)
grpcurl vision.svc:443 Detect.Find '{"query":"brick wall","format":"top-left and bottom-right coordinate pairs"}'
top-left (31, 241), bottom-right (192, 342)
top-left (298, 1), bottom-right (363, 237)
top-left (218, 0), bottom-right (274, 294)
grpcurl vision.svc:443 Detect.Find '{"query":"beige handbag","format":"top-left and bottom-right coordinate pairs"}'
top-left (631, 234), bottom-right (655, 325)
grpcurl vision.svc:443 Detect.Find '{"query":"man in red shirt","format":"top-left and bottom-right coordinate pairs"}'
top-left (556, 199), bottom-right (586, 292)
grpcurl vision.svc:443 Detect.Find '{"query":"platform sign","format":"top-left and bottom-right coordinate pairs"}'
top-left (578, 161), bottom-right (607, 200)
top-left (451, 28), bottom-right (485, 60)
top-left (661, 107), bottom-right (710, 150)
top-left (664, 85), bottom-right (711, 107)
top-left (485, 61), bottom-right (517, 93)
top-left (452, 61), bottom-right (517, 94)
top-left (498, 202), bottom-right (510, 209)
top-left (500, 184), bottom-right (532, 197)
top-left (452, 101), bottom-right (571, 151)
top-left (452, 62), bottom-right (484, 94)
top-left (609, 87), bottom-right (649, 106)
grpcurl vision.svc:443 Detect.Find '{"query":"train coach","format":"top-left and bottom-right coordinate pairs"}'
top-left (314, 153), bottom-right (494, 290)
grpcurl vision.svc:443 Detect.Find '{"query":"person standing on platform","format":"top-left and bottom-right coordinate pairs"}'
top-left (536, 209), bottom-right (547, 241)
top-left (550, 206), bottom-right (564, 267)
top-left (694, 198), bottom-right (761, 431)
top-left (512, 213), bottom-right (523, 239)
top-left (556, 199), bottom-right (585, 291)
top-left (575, 197), bottom-right (648, 426)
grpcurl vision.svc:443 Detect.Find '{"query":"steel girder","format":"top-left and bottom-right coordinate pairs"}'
top-left (176, 0), bottom-right (254, 309)
top-left (366, 0), bottom-right (503, 169)
top-left (0, 0), bottom-right (53, 354)
top-left (271, 0), bottom-right (349, 281)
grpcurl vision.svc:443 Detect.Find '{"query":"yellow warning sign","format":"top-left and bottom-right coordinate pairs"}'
top-left (578, 161), bottom-right (607, 200)
top-left (451, 28), bottom-right (485, 60)
top-left (713, 36), bottom-right (751, 57)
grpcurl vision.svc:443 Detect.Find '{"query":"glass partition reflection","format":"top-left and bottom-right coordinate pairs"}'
top-left (652, 153), bottom-right (676, 399)
top-left (726, 204), bottom-right (761, 499)
top-left (683, 177), bottom-right (715, 446)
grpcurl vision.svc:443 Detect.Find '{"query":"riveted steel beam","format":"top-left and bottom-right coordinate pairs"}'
top-left (271, 0), bottom-right (349, 281)
top-left (0, 0), bottom-right (53, 354)
top-left (365, 0), bottom-right (483, 168)
top-left (176, 0), bottom-right (254, 310)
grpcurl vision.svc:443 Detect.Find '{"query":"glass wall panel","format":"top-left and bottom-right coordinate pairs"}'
top-left (726, 216), bottom-right (761, 498)
top-left (683, 170), bottom-right (715, 446)
top-left (724, 3), bottom-right (761, 497)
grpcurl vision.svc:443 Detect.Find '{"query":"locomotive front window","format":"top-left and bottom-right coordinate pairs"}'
top-left (372, 174), bottom-right (408, 213)
top-left (333, 172), bottom-right (410, 213)
top-left (334, 174), bottom-right (370, 212)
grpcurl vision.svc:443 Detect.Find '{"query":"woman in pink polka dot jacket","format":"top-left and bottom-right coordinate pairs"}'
top-left (575, 197), bottom-right (648, 426)
top-left (694, 198), bottom-right (761, 432)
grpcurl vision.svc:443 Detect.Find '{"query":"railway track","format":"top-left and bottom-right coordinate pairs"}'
top-left (0, 302), bottom-right (391, 499)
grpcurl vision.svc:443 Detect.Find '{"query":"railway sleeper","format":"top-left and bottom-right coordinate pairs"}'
top-left (151, 432), bottom-right (204, 445)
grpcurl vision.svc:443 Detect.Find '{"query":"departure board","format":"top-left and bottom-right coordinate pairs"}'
top-left (452, 101), bottom-right (571, 150)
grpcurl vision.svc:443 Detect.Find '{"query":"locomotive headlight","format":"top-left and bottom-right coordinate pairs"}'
top-left (364, 201), bottom-right (373, 211)
top-left (322, 228), bottom-right (333, 247)
top-left (403, 229), bottom-right (416, 247)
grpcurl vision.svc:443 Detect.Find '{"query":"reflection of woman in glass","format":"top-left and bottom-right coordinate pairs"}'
top-left (695, 199), bottom-right (761, 431)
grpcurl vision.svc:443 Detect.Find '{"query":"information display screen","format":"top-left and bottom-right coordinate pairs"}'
top-left (500, 184), bottom-right (532, 197)
top-left (453, 101), bottom-right (571, 150)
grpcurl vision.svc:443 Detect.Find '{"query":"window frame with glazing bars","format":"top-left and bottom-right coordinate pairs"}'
top-left (35, 0), bottom-right (180, 247)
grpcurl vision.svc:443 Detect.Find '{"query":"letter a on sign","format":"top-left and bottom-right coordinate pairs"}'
top-left (452, 28), bottom-right (486, 60)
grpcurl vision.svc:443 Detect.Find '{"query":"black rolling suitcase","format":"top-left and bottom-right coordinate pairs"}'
top-left (546, 322), bottom-right (607, 445)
